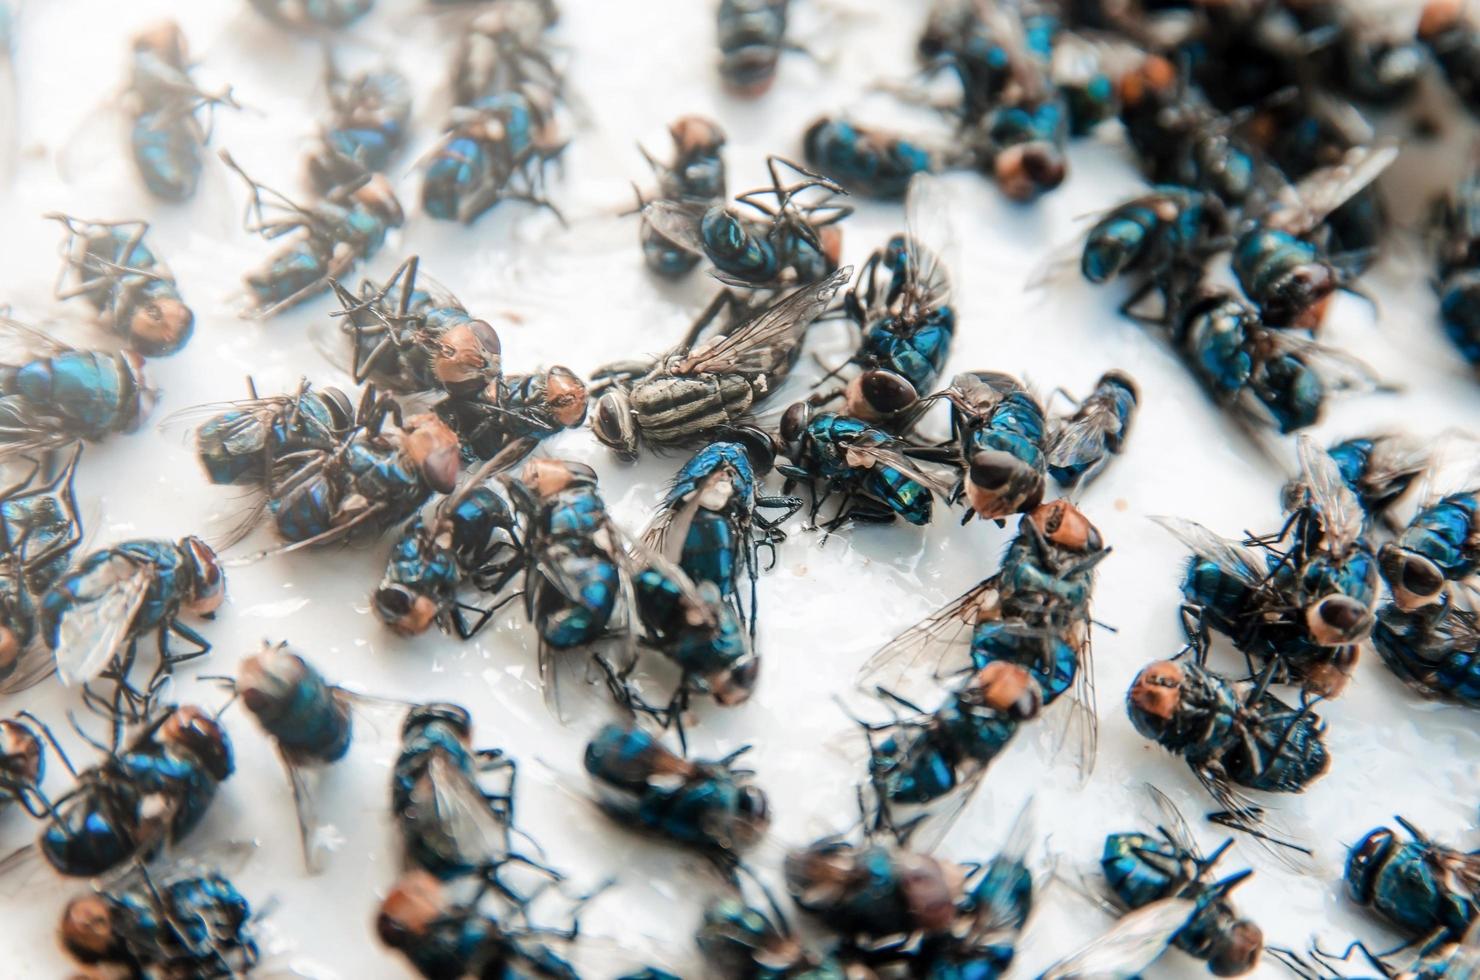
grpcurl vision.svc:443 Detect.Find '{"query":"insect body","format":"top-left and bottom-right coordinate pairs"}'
top-left (40, 536), bottom-right (224, 707)
top-left (1346, 817), bottom-right (1479, 945)
top-left (0, 322), bottom-right (155, 459)
top-left (590, 270), bottom-right (848, 461)
top-left (422, 87), bottom-right (567, 224)
top-left (375, 477), bottom-right (522, 638)
top-left (1286, 434), bottom-right (1427, 534)
top-left (61, 865), bottom-right (258, 976)
top-left (49, 214), bottom-right (194, 357)
top-left (803, 118), bottom-right (938, 199)
top-left (1373, 599), bottom-right (1480, 706)
top-left (1047, 370), bottom-right (1138, 490)
top-left (1080, 187), bottom-right (1229, 296)
top-left (1101, 790), bottom-right (1263, 976)
top-left (0, 449), bottom-right (83, 692)
top-left (583, 721), bottom-right (769, 860)
top-left (391, 703), bottom-right (522, 881)
top-left (940, 371), bottom-right (1048, 523)
top-left (696, 893), bottom-right (845, 979)
top-left (308, 61), bottom-right (412, 193)
top-left (1432, 160), bottom-right (1480, 371)
top-left (123, 22), bottom-right (237, 201)
top-left (1379, 492), bottom-right (1480, 612)
top-left (30, 705), bottom-right (233, 878)
top-left (1127, 660), bottom-right (1330, 838)
top-left (189, 380), bottom-right (355, 488)
top-left (640, 116), bottom-right (728, 278)
top-left (223, 151), bottom-right (403, 319)
top-left (249, 0), bottom-right (374, 29)
top-left (718, 0), bottom-right (789, 95)
top-left (783, 836), bottom-right (963, 946)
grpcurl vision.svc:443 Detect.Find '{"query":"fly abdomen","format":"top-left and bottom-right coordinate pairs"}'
top-left (631, 375), bottom-right (754, 444)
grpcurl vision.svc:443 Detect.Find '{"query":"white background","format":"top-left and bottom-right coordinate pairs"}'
top-left (0, 0), bottom-right (1477, 976)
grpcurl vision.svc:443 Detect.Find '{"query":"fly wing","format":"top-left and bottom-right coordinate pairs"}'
top-left (641, 492), bottom-right (701, 567)
top-left (639, 199), bottom-right (709, 255)
top-left (53, 553), bottom-right (153, 687)
top-left (1266, 331), bottom-right (1385, 398)
top-left (1038, 897), bottom-right (1196, 979)
top-left (1295, 435), bottom-right (1365, 556)
top-left (1192, 765), bottom-right (1314, 873)
top-left (842, 441), bottom-right (958, 499)
top-left (1145, 784), bottom-right (1207, 865)
top-left (1149, 515), bottom-right (1267, 587)
top-left (673, 268), bottom-right (850, 376)
top-left (1287, 143), bottom-right (1399, 230)
top-left (857, 578), bottom-right (999, 695)
top-left (965, 800), bottom-right (1036, 945)
top-left (902, 173), bottom-right (955, 316)
top-left (281, 747), bottom-right (330, 875)
top-left (0, 313), bottom-right (73, 364)
top-left (425, 750), bottom-right (513, 868)
top-left (1047, 410), bottom-right (1115, 482)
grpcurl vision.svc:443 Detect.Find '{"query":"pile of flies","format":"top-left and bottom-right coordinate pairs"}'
top-left (0, 700), bottom-right (233, 882)
top-left (639, 156), bottom-right (852, 289)
top-left (106, 21), bottom-right (239, 202)
top-left (1090, 786), bottom-right (1264, 977)
top-left (59, 858), bottom-right (260, 977)
top-left (180, 382), bottom-right (459, 553)
top-left (590, 267), bottom-right (849, 463)
top-left (636, 115), bottom-right (728, 279)
top-left (0, 315), bottom-right (156, 461)
top-left (851, 500), bottom-right (1107, 844)
top-left (781, 802), bottom-right (1036, 975)
top-left (0, 446), bottom-right (83, 695)
top-left (327, 255), bottom-right (588, 465)
top-left (220, 149), bottom-right (404, 319)
top-left (305, 52), bottom-right (412, 194)
top-left (420, 0), bottom-right (567, 223)
top-left (47, 213), bottom-right (194, 358)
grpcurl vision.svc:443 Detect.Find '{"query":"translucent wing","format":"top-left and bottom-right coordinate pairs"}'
top-left (640, 492), bottom-right (701, 567)
top-left (1038, 897), bottom-right (1196, 979)
top-left (1284, 143), bottom-right (1399, 231)
top-left (281, 748), bottom-right (330, 875)
top-left (53, 553), bottom-right (153, 687)
top-left (1150, 515), bottom-right (1267, 588)
top-left (673, 268), bottom-right (850, 376)
top-left (857, 577), bottom-right (999, 694)
top-left (425, 751), bottom-right (513, 867)
top-left (1192, 765), bottom-right (1314, 874)
top-left (1266, 331), bottom-right (1385, 397)
top-left (1047, 410), bottom-right (1115, 484)
top-left (638, 199), bottom-right (708, 255)
top-left (1144, 784), bottom-right (1205, 865)
top-left (902, 172), bottom-right (955, 315)
top-left (1295, 435), bottom-right (1365, 556)
top-left (964, 800), bottom-right (1036, 945)
top-left (842, 441), bottom-right (958, 499)
top-left (0, 313), bottom-right (73, 364)
top-left (892, 761), bottom-right (988, 855)
top-left (1060, 624), bottom-right (1098, 780)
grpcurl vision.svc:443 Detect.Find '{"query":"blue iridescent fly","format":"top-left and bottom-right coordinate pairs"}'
top-left (718, 0), bottom-right (789, 95)
top-left (640, 156), bottom-right (851, 288)
top-left (1127, 658), bottom-right (1329, 852)
top-left (583, 721), bottom-right (770, 862)
top-left (937, 371), bottom-right (1048, 524)
top-left (1163, 284), bottom-right (1384, 439)
top-left (236, 641), bottom-right (404, 871)
top-left (0, 316), bottom-right (155, 461)
top-left (422, 86), bottom-right (567, 224)
top-left (777, 404), bottom-right (954, 530)
top-left (1100, 787), bottom-right (1264, 976)
top-left (858, 500), bottom-right (1107, 828)
top-left (4, 704), bottom-right (233, 879)
top-left (638, 116), bottom-right (728, 279)
top-left (121, 22), bottom-right (238, 202)
top-left (0, 447), bottom-right (83, 694)
top-left (815, 173), bottom-right (956, 429)
top-left (1079, 187), bottom-right (1230, 309)
top-left (1046, 370), bottom-right (1139, 491)
top-left (1232, 144), bottom-right (1398, 330)
top-left (221, 151), bottom-right (404, 319)
top-left (48, 214), bottom-right (194, 358)
top-left (307, 58), bottom-right (411, 193)
top-left (60, 862), bottom-right (258, 976)
top-left (40, 535), bottom-right (224, 715)
top-left (1373, 598), bottom-right (1480, 707)
top-left (1379, 487), bottom-right (1480, 613)
top-left (802, 118), bottom-right (941, 200)
top-left (1431, 156), bottom-right (1480, 371)
top-left (641, 440), bottom-right (801, 636)
top-left (249, 0), bottom-right (374, 29)
top-left (392, 703), bottom-right (538, 884)
top-left (329, 256), bottom-right (588, 464)
top-left (179, 378), bottom-right (355, 489)
top-left (696, 890), bottom-right (847, 978)
top-left (374, 465), bottom-right (523, 639)
top-left (1345, 817), bottom-right (1479, 947)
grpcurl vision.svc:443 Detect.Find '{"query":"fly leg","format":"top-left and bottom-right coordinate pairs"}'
top-left (450, 590), bottom-right (523, 640)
